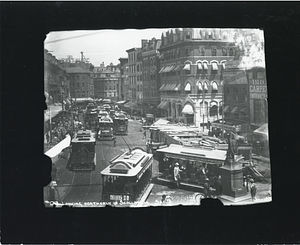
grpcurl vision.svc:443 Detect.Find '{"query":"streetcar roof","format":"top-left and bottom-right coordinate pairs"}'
top-left (72, 130), bottom-right (95, 143)
top-left (156, 144), bottom-right (227, 162)
top-left (101, 149), bottom-right (153, 177)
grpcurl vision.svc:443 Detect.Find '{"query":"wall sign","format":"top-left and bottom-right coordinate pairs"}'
top-left (249, 79), bottom-right (267, 99)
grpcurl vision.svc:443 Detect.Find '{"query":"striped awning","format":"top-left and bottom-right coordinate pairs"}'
top-left (231, 106), bottom-right (238, 114)
top-left (160, 101), bottom-right (169, 110)
top-left (223, 105), bottom-right (230, 113)
top-left (174, 84), bottom-right (181, 91)
top-left (159, 84), bottom-right (166, 91)
top-left (203, 82), bottom-right (208, 91)
top-left (157, 100), bottom-right (165, 108)
top-left (197, 63), bottom-right (202, 70)
top-left (212, 82), bottom-right (218, 91)
top-left (159, 67), bottom-right (165, 73)
top-left (198, 82), bottom-right (203, 90)
top-left (184, 83), bottom-right (191, 91)
top-left (174, 65), bottom-right (181, 71)
top-left (203, 63), bottom-right (208, 70)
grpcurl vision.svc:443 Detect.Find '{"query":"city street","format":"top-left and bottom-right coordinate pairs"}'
top-left (44, 118), bottom-right (194, 207)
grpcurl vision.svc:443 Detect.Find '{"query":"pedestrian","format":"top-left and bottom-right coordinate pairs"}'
top-left (250, 179), bottom-right (257, 201)
top-left (46, 132), bottom-right (50, 143)
top-left (203, 178), bottom-right (211, 198)
top-left (113, 137), bottom-right (116, 147)
top-left (256, 140), bottom-right (261, 156)
top-left (215, 175), bottom-right (222, 196)
top-left (143, 130), bottom-right (146, 139)
top-left (243, 176), bottom-right (249, 192)
top-left (51, 163), bottom-right (58, 182)
top-left (173, 162), bottom-right (182, 188)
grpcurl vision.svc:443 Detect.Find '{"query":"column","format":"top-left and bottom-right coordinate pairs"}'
top-left (195, 100), bottom-right (201, 127)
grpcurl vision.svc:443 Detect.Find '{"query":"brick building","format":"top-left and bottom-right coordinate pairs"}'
top-left (157, 28), bottom-right (236, 126)
top-left (141, 38), bottom-right (162, 115)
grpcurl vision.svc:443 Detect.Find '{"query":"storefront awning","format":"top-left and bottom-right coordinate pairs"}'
top-left (223, 105), bottom-right (230, 113)
top-left (253, 123), bottom-right (268, 139)
top-left (174, 84), bottom-right (181, 91)
top-left (181, 104), bottom-right (194, 114)
top-left (174, 65), bottom-right (181, 71)
top-left (197, 63), bottom-right (202, 70)
top-left (160, 101), bottom-right (169, 110)
top-left (159, 84), bottom-right (165, 91)
top-left (157, 101), bottom-right (165, 108)
top-left (231, 106), bottom-right (238, 114)
top-left (203, 63), bottom-right (208, 70)
top-left (159, 67), bottom-right (165, 73)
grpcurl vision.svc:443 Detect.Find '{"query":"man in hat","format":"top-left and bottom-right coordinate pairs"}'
top-left (250, 179), bottom-right (257, 201)
top-left (173, 162), bottom-right (182, 188)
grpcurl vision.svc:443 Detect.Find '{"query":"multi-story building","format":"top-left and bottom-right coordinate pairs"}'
top-left (44, 49), bottom-right (70, 107)
top-left (126, 47), bottom-right (141, 111)
top-left (141, 38), bottom-right (162, 115)
top-left (212, 58), bottom-right (267, 143)
top-left (93, 62), bottom-right (120, 101)
top-left (158, 28), bottom-right (236, 126)
top-left (66, 66), bottom-right (94, 99)
top-left (118, 58), bottom-right (129, 101)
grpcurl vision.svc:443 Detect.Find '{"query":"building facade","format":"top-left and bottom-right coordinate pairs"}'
top-left (44, 49), bottom-right (70, 106)
top-left (158, 28), bottom-right (237, 126)
top-left (66, 66), bottom-right (94, 99)
top-left (126, 48), bottom-right (141, 110)
top-left (93, 62), bottom-right (120, 101)
top-left (141, 38), bottom-right (162, 115)
top-left (118, 58), bottom-right (129, 101)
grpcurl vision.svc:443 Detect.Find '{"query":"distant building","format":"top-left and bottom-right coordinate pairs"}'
top-left (158, 28), bottom-right (236, 125)
top-left (118, 58), bottom-right (129, 101)
top-left (126, 47), bottom-right (141, 112)
top-left (141, 38), bottom-right (162, 116)
top-left (66, 66), bottom-right (94, 99)
top-left (44, 49), bottom-right (70, 106)
top-left (93, 62), bottom-right (120, 101)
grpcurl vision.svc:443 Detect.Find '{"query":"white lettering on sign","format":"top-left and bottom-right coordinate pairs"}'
top-left (249, 79), bottom-right (267, 99)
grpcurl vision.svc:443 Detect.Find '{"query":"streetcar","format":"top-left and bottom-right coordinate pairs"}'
top-left (155, 144), bottom-right (229, 192)
top-left (113, 112), bottom-right (128, 135)
top-left (97, 116), bottom-right (114, 141)
top-left (145, 114), bottom-right (155, 126)
top-left (84, 110), bottom-right (98, 131)
top-left (101, 148), bottom-right (153, 203)
top-left (67, 130), bottom-right (96, 171)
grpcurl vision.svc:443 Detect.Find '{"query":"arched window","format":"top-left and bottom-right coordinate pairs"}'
top-left (203, 82), bottom-right (208, 93)
top-left (212, 81), bottom-right (218, 92)
top-left (197, 81), bottom-right (203, 91)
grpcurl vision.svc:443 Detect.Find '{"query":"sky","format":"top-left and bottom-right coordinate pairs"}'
top-left (44, 29), bottom-right (170, 66)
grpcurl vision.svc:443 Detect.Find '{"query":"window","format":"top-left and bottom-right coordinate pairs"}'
top-left (229, 48), bottom-right (234, 56)
top-left (200, 47), bottom-right (205, 56)
top-left (212, 82), bottom-right (218, 92)
top-left (211, 48), bottom-right (217, 56)
top-left (257, 72), bottom-right (265, 79)
top-left (186, 34), bottom-right (191, 39)
top-left (185, 48), bottom-right (190, 56)
top-left (77, 75), bottom-right (79, 80)
top-left (222, 47), bottom-right (228, 56)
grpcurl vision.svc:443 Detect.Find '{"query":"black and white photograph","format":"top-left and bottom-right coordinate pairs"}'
top-left (43, 28), bottom-right (271, 207)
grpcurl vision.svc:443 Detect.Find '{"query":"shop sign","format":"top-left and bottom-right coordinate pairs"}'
top-left (249, 79), bottom-right (267, 99)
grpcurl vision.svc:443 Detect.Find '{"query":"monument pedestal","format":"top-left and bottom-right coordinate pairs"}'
top-left (220, 158), bottom-right (248, 203)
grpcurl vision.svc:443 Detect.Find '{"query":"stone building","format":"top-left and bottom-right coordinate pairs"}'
top-left (126, 47), bottom-right (141, 111)
top-left (44, 49), bottom-right (70, 106)
top-left (66, 66), bottom-right (94, 99)
top-left (118, 58), bottom-right (129, 101)
top-left (93, 62), bottom-right (120, 101)
top-left (141, 38), bottom-right (162, 116)
top-left (157, 28), bottom-right (237, 126)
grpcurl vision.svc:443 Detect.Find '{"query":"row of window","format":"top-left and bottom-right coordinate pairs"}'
top-left (142, 56), bottom-right (156, 68)
top-left (70, 82), bottom-right (92, 88)
top-left (161, 46), bottom-right (235, 61)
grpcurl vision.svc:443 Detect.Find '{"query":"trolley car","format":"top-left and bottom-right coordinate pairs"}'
top-left (113, 112), bottom-right (128, 135)
top-left (67, 130), bottom-right (96, 171)
top-left (101, 148), bottom-right (153, 203)
top-left (97, 116), bottom-right (114, 141)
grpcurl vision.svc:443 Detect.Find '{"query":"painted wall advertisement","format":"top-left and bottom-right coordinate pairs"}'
top-left (249, 79), bottom-right (267, 99)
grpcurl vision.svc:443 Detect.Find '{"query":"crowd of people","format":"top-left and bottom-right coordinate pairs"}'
top-left (44, 112), bottom-right (75, 151)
